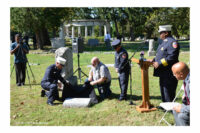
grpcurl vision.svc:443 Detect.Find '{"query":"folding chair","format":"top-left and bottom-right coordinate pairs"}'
top-left (158, 84), bottom-right (184, 126)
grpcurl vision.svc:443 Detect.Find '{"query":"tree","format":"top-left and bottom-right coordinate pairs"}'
top-left (125, 8), bottom-right (152, 41)
top-left (11, 8), bottom-right (75, 49)
top-left (145, 8), bottom-right (190, 39)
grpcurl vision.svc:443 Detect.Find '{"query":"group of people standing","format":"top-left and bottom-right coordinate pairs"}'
top-left (11, 25), bottom-right (190, 126)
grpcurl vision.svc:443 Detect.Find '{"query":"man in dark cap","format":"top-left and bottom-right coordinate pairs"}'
top-left (111, 39), bottom-right (130, 101)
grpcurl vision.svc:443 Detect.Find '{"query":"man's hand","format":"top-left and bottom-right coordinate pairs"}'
top-left (182, 95), bottom-right (185, 100)
top-left (90, 81), bottom-right (96, 86)
top-left (147, 59), bottom-right (153, 62)
top-left (173, 104), bottom-right (182, 113)
top-left (115, 68), bottom-right (119, 73)
top-left (65, 80), bottom-right (70, 85)
top-left (57, 82), bottom-right (62, 88)
top-left (16, 44), bottom-right (20, 48)
top-left (153, 62), bottom-right (159, 69)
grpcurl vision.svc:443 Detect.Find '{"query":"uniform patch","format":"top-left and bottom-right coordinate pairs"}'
top-left (172, 42), bottom-right (178, 48)
top-left (161, 47), bottom-right (164, 51)
top-left (122, 53), bottom-right (127, 59)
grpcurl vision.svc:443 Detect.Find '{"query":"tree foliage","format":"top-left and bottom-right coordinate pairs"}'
top-left (11, 8), bottom-right (76, 49)
top-left (11, 7), bottom-right (190, 49)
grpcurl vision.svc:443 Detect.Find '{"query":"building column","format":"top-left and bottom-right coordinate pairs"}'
top-left (59, 24), bottom-right (64, 39)
top-left (106, 23), bottom-right (110, 34)
top-left (65, 26), bottom-right (69, 37)
top-left (78, 26), bottom-right (81, 37)
top-left (72, 26), bottom-right (74, 39)
top-left (99, 26), bottom-right (102, 36)
top-left (92, 26), bottom-right (95, 36)
top-left (104, 25), bottom-right (107, 36)
top-left (85, 26), bottom-right (88, 38)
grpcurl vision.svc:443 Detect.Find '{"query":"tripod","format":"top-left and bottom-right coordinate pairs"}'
top-left (10, 43), bottom-right (36, 88)
top-left (73, 52), bottom-right (88, 83)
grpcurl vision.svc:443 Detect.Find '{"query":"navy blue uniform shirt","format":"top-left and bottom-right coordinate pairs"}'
top-left (114, 47), bottom-right (130, 73)
top-left (10, 42), bottom-right (29, 63)
top-left (41, 64), bottom-right (66, 84)
top-left (153, 36), bottom-right (180, 77)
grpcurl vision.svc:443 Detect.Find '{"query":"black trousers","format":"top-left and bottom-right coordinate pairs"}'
top-left (14, 63), bottom-right (26, 84)
top-left (41, 81), bottom-right (59, 103)
top-left (118, 71), bottom-right (129, 98)
top-left (97, 81), bottom-right (112, 100)
top-left (159, 76), bottom-right (178, 102)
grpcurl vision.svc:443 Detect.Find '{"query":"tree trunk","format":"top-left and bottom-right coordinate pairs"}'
top-left (130, 26), bottom-right (135, 41)
top-left (35, 27), bottom-right (51, 49)
top-left (35, 29), bottom-right (43, 50)
top-left (52, 27), bottom-right (56, 38)
top-left (114, 19), bottom-right (119, 36)
top-left (122, 26), bottom-right (125, 41)
top-left (146, 30), bottom-right (153, 39)
top-left (42, 28), bottom-right (51, 46)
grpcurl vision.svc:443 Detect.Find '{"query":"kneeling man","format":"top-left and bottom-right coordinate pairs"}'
top-left (88, 57), bottom-right (112, 100)
top-left (41, 57), bottom-right (69, 106)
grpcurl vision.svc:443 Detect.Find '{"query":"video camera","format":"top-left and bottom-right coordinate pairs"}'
top-left (19, 38), bottom-right (23, 45)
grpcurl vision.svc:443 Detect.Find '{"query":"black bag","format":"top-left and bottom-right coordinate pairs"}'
top-left (62, 81), bottom-right (98, 104)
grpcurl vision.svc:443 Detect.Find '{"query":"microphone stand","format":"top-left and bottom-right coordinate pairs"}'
top-left (120, 41), bottom-right (147, 105)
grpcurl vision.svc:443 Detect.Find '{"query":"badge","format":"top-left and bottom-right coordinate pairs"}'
top-left (122, 53), bottom-right (127, 59)
top-left (172, 42), bottom-right (178, 48)
top-left (161, 47), bottom-right (164, 51)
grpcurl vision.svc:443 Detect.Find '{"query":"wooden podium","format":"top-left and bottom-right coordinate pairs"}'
top-left (132, 58), bottom-right (157, 113)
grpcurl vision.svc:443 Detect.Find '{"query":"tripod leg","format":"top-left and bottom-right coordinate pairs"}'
top-left (10, 64), bottom-right (15, 77)
top-left (27, 61), bottom-right (36, 83)
top-left (26, 66), bottom-right (32, 89)
top-left (81, 70), bottom-right (88, 77)
top-left (78, 68), bottom-right (82, 83)
top-left (73, 68), bottom-right (78, 75)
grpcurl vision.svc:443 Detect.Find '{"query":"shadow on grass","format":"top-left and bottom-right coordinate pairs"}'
top-left (24, 83), bottom-right (41, 86)
top-left (111, 77), bottom-right (119, 80)
top-left (54, 102), bottom-right (63, 105)
top-left (108, 92), bottom-right (164, 101)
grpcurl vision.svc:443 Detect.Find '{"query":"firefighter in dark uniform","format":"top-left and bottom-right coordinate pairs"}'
top-left (111, 39), bottom-right (130, 101)
top-left (150, 25), bottom-right (180, 103)
top-left (41, 57), bottom-right (69, 106)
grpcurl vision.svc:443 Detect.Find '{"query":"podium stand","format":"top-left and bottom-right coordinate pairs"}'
top-left (132, 58), bottom-right (157, 113)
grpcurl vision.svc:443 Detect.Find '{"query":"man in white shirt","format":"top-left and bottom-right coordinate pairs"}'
top-left (88, 57), bottom-right (112, 100)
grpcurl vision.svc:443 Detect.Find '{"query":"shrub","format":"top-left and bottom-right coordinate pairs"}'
top-left (85, 36), bottom-right (105, 44)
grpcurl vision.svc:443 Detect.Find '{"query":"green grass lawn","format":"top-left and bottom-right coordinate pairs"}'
top-left (10, 43), bottom-right (190, 126)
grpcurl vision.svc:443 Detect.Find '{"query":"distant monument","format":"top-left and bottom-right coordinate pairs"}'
top-left (51, 24), bottom-right (65, 49)
top-left (88, 39), bottom-right (99, 46)
top-left (55, 47), bottom-right (77, 85)
top-left (148, 39), bottom-right (156, 56)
